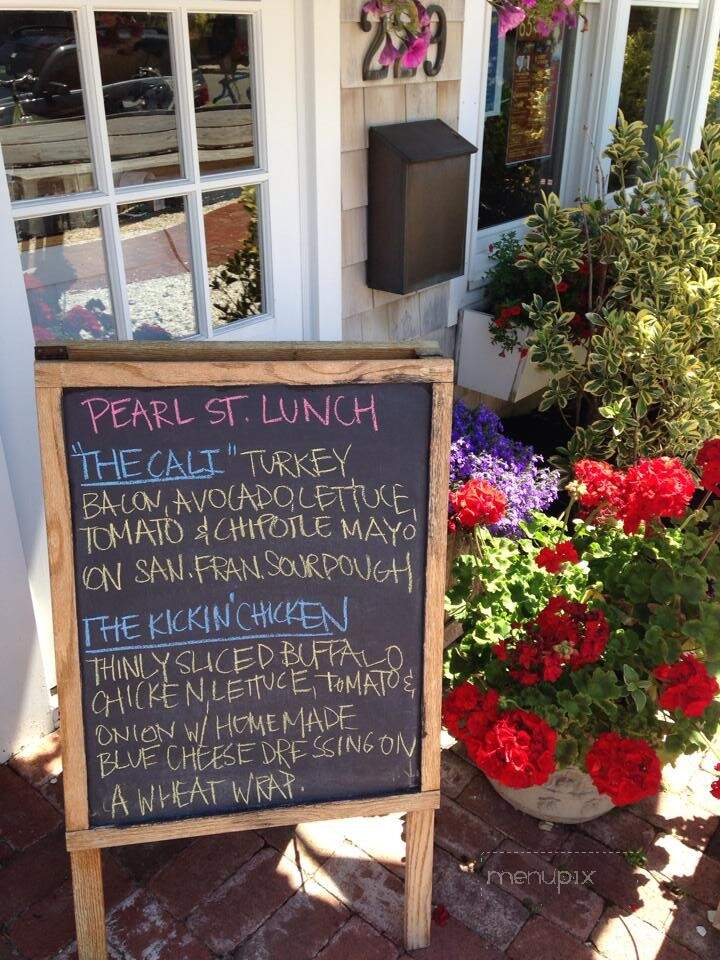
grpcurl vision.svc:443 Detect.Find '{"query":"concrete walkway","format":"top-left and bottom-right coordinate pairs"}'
top-left (1, 730), bottom-right (719, 959)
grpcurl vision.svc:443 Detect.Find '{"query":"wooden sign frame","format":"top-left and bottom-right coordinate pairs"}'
top-left (34, 342), bottom-right (453, 959)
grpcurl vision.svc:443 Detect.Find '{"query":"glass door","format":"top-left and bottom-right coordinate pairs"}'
top-left (0, 0), bottom-right (303, 344)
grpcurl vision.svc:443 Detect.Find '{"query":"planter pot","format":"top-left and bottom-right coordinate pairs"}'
top-left (487, 767), bottom-right (615, 824)
top-left (456, 307), bottom-right (551, 403)
top-left (456, 307), bottom-right (586, 404)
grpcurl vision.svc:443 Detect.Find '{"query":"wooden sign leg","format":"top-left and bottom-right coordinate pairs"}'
top-left (404, 808), bottom-right (435, 950)
top-left (71, 849), bottom-right (108, 960)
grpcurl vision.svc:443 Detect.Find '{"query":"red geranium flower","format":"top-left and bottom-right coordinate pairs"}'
top-left (653, 654), bottom-right (719, 717)
top-left (572, 459), bottom-right (626, 518)
top-left (711, 763), bottom-right (720, 801)
top-left (697, 438), bottom-right (720, 495)
top-left (467, 708), bottom-right (557, 789)
top-left (448, 478), bottom-right (507, 531)
top-left (441, 683), bottom-right (499, 740)
top-left (556, 281), bottom-right (570, 293)
top-left (535, 541), bottom-right (580, 573)
top-left (498, 596), bottom-right (609, 685)
top-left (63, 305), bottom-right (103, 337)
top-left (586, 733), bottom-right (661, 805)
top-left (33, 325), bottom-right (56, 343)
top-left (570, 312), bottom-right (593, 341)
top-left (621, 457), bottom-right (695, 533)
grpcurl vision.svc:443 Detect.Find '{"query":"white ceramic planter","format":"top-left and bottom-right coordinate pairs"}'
top-left (487, 767), bottom-right (615, 824)
top-left (456, 307), bottom-right (552, 404)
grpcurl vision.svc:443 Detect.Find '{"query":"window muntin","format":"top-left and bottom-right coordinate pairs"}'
top-left (478, 15), bottom-right (576, 231)
top-left (2, 4), bottom-right (269, 345)
top-left (0, 11), bottom-right (95, 201)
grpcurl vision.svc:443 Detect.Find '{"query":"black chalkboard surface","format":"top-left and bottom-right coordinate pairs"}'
top-left (62, 383), bottom-right (431, 827)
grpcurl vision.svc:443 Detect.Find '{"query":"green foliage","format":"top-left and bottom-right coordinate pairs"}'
top-left (480, 233), bottom-right (552, 352)
top-left (210, 187), bottom-right (263, 324)
top-left (444, 505), bottom-right (720, 768)
top-left (519, 116), bottom-right (720, 467)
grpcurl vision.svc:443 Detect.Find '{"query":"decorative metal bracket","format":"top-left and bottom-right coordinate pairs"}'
top-left (360, 4), bottom-right (447, 82)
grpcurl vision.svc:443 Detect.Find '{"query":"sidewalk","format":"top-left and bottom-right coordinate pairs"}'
top-left (1, 731), bottom-right (719, 959)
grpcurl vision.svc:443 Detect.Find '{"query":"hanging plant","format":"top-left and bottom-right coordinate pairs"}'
top-left (362, 1), bottom-right (433, 69)
top-left (488, 0), bottom-right (585, 38)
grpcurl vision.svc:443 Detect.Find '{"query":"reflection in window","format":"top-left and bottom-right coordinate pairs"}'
top-left (478, 16), bottom-right (575, 231)
top-left (15, 211), bottom-right (117, 343)
top-left (0, 11), bottom-right (94, 201)
top-left (203, 186), bottom-right (263, 327)
top-left (188, 14), bottom-right (256, 175)
top-left (117, 198), bottom-right (197, 339)
top-left (94, 12), bottom-right (186, 186)
top-left (706, 39), bottom-right (720, 125)
top-left (616, 7), bottom-right (680, 155)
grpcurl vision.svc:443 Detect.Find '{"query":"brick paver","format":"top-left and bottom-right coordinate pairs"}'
top-left (506, 916), bottom-right (601, 960)
top-left (482, 840), bottom-right (604, 940)
top-left (2, 730), bottom-right (720, 960)
top-left (317, 916), bottom-right (400, 960)
top-left (0, 766), bottom-right (61, 851)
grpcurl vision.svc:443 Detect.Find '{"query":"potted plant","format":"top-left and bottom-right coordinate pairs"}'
top-left (520, 117), bottom-right (720, 466)
top-left (457, 235), bottom-right (590, 404)
top-left (443, 445), bottom-right (720, 823)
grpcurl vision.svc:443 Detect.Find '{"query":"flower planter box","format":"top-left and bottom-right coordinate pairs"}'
top-left (488, 766), bottom-right (614, 824)
top-left (456, 307), bottom-right (551, 403)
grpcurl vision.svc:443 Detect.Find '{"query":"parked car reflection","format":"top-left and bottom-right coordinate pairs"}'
top-left (0, 11), bottom-right (255, 202)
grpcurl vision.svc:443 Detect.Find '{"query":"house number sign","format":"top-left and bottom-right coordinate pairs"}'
top-left (361, 3), bottom-right (447, 82)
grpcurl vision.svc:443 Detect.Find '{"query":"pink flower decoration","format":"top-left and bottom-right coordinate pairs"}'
top-left (401, 32), bottom-right (430, 68)
top-left (378, 35), bottom-right (400, 65)
top-left (498, 5), bottom-right (526, 37)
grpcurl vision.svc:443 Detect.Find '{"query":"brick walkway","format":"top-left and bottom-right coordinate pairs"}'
top-left (1, 730), bottom-right (719, 959)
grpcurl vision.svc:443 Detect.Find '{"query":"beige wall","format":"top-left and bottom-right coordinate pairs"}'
top-left (340, 0), bottom-right (465, 351)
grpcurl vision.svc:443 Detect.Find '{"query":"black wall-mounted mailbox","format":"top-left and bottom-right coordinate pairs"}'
top-left (367, 119), bottom-right (477, 296)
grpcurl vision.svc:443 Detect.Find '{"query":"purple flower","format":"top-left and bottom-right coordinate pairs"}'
top-left (449, 402), bottom-right (559, 537)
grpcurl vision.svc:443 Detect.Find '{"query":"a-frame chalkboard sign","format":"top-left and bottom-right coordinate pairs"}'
top-left (34, 342), bottom-right (453, 958)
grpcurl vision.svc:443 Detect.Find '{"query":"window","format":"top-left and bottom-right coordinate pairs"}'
top-left (477, 15), bottom-right (576, 231)
top-left (0, 3), bottom-right (292, 345)
top-left (706, 34), bottom-right (720, 125)
top-left (616, 6), bottom-right (681, 160)
top-left (468, 1), bottom-right (710, 292)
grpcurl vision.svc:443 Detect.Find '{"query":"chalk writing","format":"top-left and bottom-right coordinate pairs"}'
top-left (63, 385), bottom-right (430, 826)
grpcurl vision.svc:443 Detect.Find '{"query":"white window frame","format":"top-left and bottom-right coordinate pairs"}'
top-left (459, 0), bottom-right (719, 299)
top-left (0, 0), bottom-right (341, 705)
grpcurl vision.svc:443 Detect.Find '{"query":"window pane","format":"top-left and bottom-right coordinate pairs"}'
top-left (617, 8), bottom-right (680, 151)
top-left (705, 37), bottom-right (720, 125)
top-left (95, 12), bottom-right (183, 187)
top-left (188, 14), bottom-right (256, 175)
top-left (118, 198), bottom-right (197, 339)
top-left (478, 17), bottom-right (575, 231)
top-left (0, 11), bottom-right (94, 201)
top-left (203, 186), bottom-right (263, 327)
top-left (16, 210), bottom-right (117, 343)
